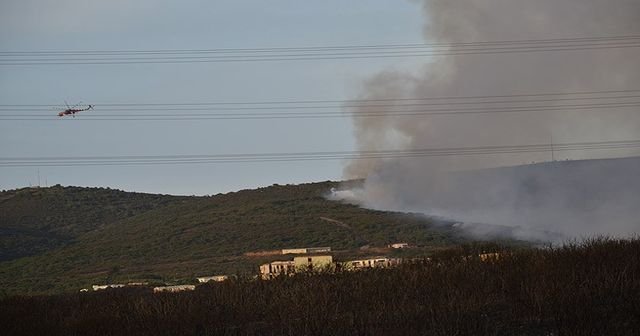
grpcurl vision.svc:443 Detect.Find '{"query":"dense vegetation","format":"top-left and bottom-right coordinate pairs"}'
top-left (0, 182), bottom-right (472, 295)
top-left (0, 185), bottom-right (184, 261)
top-left (2, 238), bottom-right (638, 335)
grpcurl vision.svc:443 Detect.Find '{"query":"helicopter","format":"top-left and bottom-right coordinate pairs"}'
top-left (57, 101), bottom-right (93, 117)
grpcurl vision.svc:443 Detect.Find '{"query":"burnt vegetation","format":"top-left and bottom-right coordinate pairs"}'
top-left (1, 238), bottom-right (638, 336)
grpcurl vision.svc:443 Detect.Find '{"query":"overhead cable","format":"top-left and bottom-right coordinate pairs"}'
top-left (1, 140), bottom-right (639, 167)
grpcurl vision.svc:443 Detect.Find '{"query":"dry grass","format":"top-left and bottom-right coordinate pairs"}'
top-left (1, 237), bottom-right (639, 335)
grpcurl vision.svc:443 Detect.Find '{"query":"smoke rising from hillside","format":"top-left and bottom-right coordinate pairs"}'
top-left (342, 0), bottom-right (640, 240)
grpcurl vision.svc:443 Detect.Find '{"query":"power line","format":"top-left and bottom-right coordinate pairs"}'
top-left (4, 100), bottom-right (640, 113)
top-left (3, 35), bottom-right (639, 55)
top-left (3, 94), bottom-right (640, 112)
top-left (3, 89), bottom-right (639, 108)
top-left (1, 91), bottom-right (639, 121)
top-left (1, 36), bottom-right (639, 65)
top-left (1, 101), bottom-right (638, 120)
top-left (2, 89), bottom-right (638, 108)
top-left (2, 45), bottom-right (638, 65)
top-left (3, 42), bottom-right (639, 60)
top-left (1, 140), bottom-right (638, 167)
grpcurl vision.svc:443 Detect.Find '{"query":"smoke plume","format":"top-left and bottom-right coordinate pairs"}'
top-left (342, 0), bottom-right (640, 240)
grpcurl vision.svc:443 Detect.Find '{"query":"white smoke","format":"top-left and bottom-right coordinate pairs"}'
top-left (327, 187), bottom-right (363, 203)
top-left (342, 0), bottom-right (640, 240)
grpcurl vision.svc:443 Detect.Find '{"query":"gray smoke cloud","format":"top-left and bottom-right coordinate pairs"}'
top-left (341, 0), bottom-right (640, 241)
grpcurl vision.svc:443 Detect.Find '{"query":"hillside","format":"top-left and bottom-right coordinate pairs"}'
top-left (0, 185), bottom-right (186, 261)
top-left (0, 181), bottom-right (473, 295)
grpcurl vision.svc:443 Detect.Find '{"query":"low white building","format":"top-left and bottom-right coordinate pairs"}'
top-left (281, 248), bottom-right (307, 255)
top-left (196, 275), bottom-right (228, 283)
top-left (92, 284), bottom-right (126, 291)
top-left (346, 257), bottom-right (401, 270)
top-left (153, 285), bottom-right (196, 293)
top-left (282, 247), bottom-right (331, 254)
top-left (389, 243), bottom-right (409, 249)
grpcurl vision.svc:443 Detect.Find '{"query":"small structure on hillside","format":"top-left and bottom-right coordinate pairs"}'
top-left (389, 243), bottom-right (409, 249)
top-left (282, 247), bottom-right (331, 254)
top-left (281, 248), bottom-right (307, 254)
top-left (127, 282), bottom-right (149, 286)
top-left (478, 252), bottom-right (501, 262)
top-left (259, 260), bottom-right (296, 279)
top-left (293, 255), bottom-right (333, 271)
top-left (92, 284), bottom-right (126, 291)
top-left (197, 275), bottom-right (228, 283)
top-left (153, 285), bottom-right (195, 293)
top-left (345, 257), bottom-right (401, 270)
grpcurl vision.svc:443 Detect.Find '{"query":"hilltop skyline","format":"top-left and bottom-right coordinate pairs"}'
top-left (0, 1), bottom-right (424, 195)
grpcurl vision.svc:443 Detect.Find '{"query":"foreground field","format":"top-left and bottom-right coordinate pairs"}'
top-left (1, 238), bottom-right (638, 335)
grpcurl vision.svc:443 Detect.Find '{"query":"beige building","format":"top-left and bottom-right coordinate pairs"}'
top-left (259, 260), bottom-right (296, 279)
top-left (389, 243), bottom-right (409, 249)
top-left (293, 255), bottom-right (334, 271)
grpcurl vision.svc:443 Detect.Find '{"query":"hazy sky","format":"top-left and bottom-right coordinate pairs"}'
top-left (0, 1), bottom-right (425, 195)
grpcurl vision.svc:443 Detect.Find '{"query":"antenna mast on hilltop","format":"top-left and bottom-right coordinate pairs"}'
top-left (550, 133), bottom-right (556, 162)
